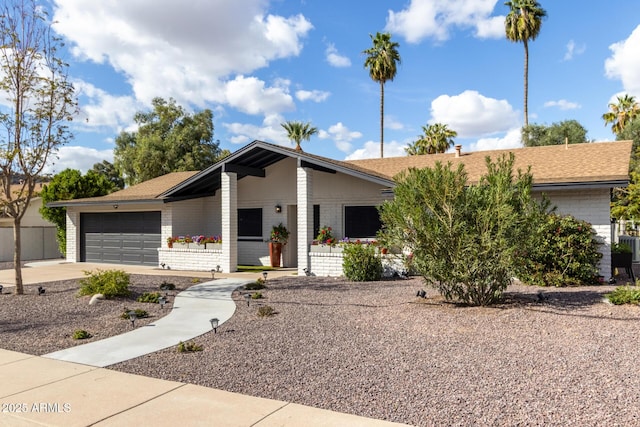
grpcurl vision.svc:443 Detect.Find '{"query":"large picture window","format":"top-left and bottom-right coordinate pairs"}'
top-left (344, 206), bottom-right (381, 238)
top-left (238, 208), bottom-right (262, 240)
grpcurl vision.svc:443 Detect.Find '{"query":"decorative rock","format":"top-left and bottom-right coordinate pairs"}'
top-left (89, 293), bottom-right (105, 305)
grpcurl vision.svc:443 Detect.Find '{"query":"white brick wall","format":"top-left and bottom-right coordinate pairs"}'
top-left (157, 247), bottom-right (223, 271)
top-left (222, 172), bottom-right (238, 272)
top-left (66, 209), bottom-right (79, 262)
top-left (297, 166), bottom-right (312, 275)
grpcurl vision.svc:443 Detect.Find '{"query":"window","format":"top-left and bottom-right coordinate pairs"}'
top-left (344, 206), bottom-right (381, 238)
top-left (313, 204), bottom-right (320, 239)
top-left (238, 208), bottom-right (262, 240)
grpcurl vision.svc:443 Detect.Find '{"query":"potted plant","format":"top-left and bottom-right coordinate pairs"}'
top-left (611, 242), bottom-right (634, 280)
top-left (269, 223), bottom-right (289, 267)
top-left (202, 235), bottom-right (222, 249)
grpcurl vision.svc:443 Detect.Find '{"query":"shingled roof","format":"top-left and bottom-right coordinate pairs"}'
top-left (49, 140), bottom-right (632, 207)
top-left (347, 140), bottom-right (632, 187)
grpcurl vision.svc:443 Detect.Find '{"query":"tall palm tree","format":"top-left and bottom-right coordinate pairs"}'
top-left (363, 32), bottom-right (401, 158)
top-left (505, 0), bottom-right (547, 128)
top-left (281, 120), bottom-right (318, 152)
top-left (603, 94), bottom-right (640, 136)
top-left (405, 123), bottom-right (458, 155)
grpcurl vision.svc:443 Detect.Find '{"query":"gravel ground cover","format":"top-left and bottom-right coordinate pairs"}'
top-left (2, 271), bottom-right (640, 426)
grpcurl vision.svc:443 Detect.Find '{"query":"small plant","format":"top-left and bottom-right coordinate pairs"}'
top-left (316, 225), bottom-right (335, 245)
top-left (159, 281), bottom-right (176, 290)
top-left (612, 242), bottom-right (633, 253)
top-left (78, 269), bottom-right (131, 298)
top-left (270, 223), bottom-right (290, 244)
top-left (251, 292), bottom-right (263, 299)
top-left (606, 286), bottom-right (640, 305)
top-left (72, 329), bottom-right (92, 340)
top-left (120, 308), bottom-right (149, 319)
top-left (245, 280), bottom-right (266, 290)
top-left (191, 277), bottom-right (201, 283)
top-left (137, 292), bottom-right (161, 303)
top-left (342, 243), bottom-right (383, 281)
top-left (257, 305), bottom-right (276, 317)
top-left (177, 341), bottom-right (203, 352)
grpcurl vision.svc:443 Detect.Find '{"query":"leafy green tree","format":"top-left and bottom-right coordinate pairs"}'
top-left (610, 119), bottom-right (640, 221)
top-left (40, 169), bottom-right (115, 254)
top-left (406, 123), bottom-right (458, 155)
top-left (379, 154), bottom-right (538, 306)
top-left (0, 0), bottom-right (77, 294)
top-left (114, 97), bottom-right (223, 185)
top-left (363, 32), bottom-right (401, 158)
top-left (522, 120), bottom-right (588, 146)
top-left (280, 121), bottom-right (318, 152)
top-left (603, 94), bottom-right (640, 136)
top-left (90, 160), bottom-right (124, 190)
top-left (505, 0), bottom-right (547, 128)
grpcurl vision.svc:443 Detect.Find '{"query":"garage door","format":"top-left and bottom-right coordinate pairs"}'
top-left (80, 212), bottom-right (161, 266)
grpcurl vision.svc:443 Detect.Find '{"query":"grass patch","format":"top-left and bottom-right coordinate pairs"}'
top-left (237, 265), bottom-right (276, 272)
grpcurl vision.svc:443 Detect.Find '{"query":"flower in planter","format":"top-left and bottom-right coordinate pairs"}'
top-left (316, 225), bottom-right (334, 245)
top-left (201, 235), bottom-right (222, 244)
top-left (270, 223), bottom-right (290, 244)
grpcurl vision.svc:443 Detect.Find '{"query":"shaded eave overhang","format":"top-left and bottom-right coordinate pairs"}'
top-left (46, 199), bottom-right (163, 208)
top-left (161, 140), bottom-right (394, 202)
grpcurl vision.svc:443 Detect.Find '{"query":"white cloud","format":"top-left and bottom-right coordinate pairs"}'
top-left (385, 0), bottom-right (503, 43)
top-left (45, 146), bottom-right (113, 174)
top-left (430, 90), bottom-right (519, 138)
top-left (224, 75), bottom-right (295, 115)
top-left (543, 99), bottom-right (581, 110)
top-left (385, 116), bottom-right (404, 130)
top-left (74, 80), bottom-right (140, 131)
top-left (563, 40), bottom-right (585, 61)
top-left (296, 89), bottom-right (330, 102)
top-left (52, 0), bottom-right (313, 106)
top-left (468, 127), bottom-right (522, 151)
top-left (325, 44), bottom-right (351, 67)
top-left (345, 140), bottom-right (407, 160)
top-left (318, 122), bottom-right (363, 153)
top-left (605, 25), bottom-right (640, 96)
top-left (223, 114), bottom-right (291, 147)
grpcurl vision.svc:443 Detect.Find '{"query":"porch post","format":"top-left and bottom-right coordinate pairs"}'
top-left (297, 163), bottom-right (312, 276)
top-left (221, 171), bottom-right (238, 273)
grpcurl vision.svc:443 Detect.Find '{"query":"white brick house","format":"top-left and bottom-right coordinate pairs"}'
top-left (50, 140), bottom-right (632, 278)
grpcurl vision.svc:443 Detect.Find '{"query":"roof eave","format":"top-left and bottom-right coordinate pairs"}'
top-left (47, 199), bottom-right (164, 208)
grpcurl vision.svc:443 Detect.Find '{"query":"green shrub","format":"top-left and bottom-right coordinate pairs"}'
top-left (245, 280), bottom-right (266, 290)
top-left (137, 292), bottom-right (161, 303)
top-left (342, 243), bottom-right (382, 281)
top-left (120, 308), bottom-right (149, 319)
top-left (257, 305), bottom-right (276, 317)
top-left (612, 242), bottom-right (632, 253)
top-left (78, 269), bottom-right (131, 298)
top-left (72, 329), bottom-right (92, 340)
top-left (515, 214), bottom-right (602, 287)
top-left (606, 286), bottom-right (640, 305)
top-left (251, 292), bottom-right (263, 299)
top-left (177, 341), bottom-right (203, 352)
top-left (378, 154), bottom-right (537, 305)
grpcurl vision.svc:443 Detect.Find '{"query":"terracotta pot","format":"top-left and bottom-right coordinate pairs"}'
top-left (269, 242), bottom-right (283, 267)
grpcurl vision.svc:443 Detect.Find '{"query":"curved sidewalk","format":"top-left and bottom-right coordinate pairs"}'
top-left (43, 278), bottom-right (251, 367)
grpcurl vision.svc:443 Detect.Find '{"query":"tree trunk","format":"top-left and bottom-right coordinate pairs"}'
top-left (13, 216), bottom-right (23, 295)
top-left (380, 81), bottom-right (385, 158)
top-left (523, 39), bottom-right (529, 128)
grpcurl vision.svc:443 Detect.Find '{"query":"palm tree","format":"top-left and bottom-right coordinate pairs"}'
top-left (505, 0), bottom-right (547, 128)
top-left (603, 94), bottom-right (640, 136)
top-left (281, 121), bottom-right (318, 152)
top-left (405, 123), bottom-right (458, 155)
top-left (363, 32), bottom-right (401, 158)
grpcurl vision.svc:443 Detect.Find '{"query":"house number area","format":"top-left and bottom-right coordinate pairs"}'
top-left (1, 402), bottom-right (71, 413)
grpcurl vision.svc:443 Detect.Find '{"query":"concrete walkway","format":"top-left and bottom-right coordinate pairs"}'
top-left (43, 278), bottom-right (251, 367)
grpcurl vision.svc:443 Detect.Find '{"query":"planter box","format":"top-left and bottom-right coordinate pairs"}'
top-left (205, 243), bottom-right (222, 250)
top-left (612, 252), bottom-right (633, 268)
top-left (172, 242), bottom-right (191, 249)
top-left (310, 245), bottom-right (331, 253)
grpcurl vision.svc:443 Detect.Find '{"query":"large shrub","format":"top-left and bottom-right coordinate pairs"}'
top-left (515, 214), bottom-right (602, 287)
top-left (342, 243), bottom-right (383, 281)
top-left (78, 269), bottom-right (131, 298)
top-left (378, 154), bottom-right (538, 306)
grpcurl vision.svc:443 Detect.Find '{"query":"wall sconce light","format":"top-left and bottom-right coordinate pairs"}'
top-left (275, 204), bottom-right (282, 213)
top-left (113, 204), bottom-right (119, 209)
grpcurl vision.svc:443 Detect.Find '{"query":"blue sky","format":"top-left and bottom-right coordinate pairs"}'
top-left (39, 0), bottom-right (640, 173)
